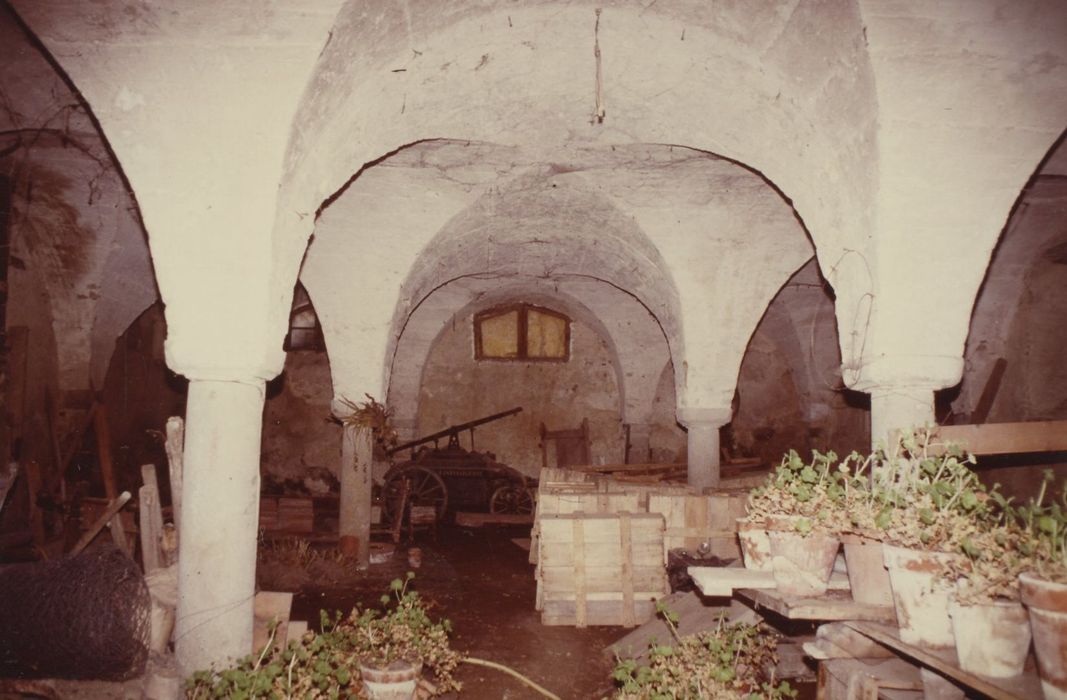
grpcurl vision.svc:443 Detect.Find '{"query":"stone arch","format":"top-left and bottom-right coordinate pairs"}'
top-left (385, 279), bottom-right (669, 431)
top-left (278, 1), bottom-right (879, 333)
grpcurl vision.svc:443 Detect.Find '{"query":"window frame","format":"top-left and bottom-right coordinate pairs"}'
top-left (473, 303), bottom-right (571, 362)
top-left (283, 286), bottom-right (327, 352)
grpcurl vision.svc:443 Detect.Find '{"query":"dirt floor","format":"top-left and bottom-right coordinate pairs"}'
top-left (1, 524), bottom-right (818, 699)
top-left (273, 525), bottom-right (621, 699)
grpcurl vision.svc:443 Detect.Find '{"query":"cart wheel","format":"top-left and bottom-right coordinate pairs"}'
top-left (489, 485), bottom-right (535, 515)
top-left (383, 466), bottom-right (448, 522)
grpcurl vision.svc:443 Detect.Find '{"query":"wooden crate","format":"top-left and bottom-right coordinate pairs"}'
top-left (597, 479), bottom-right (693, 510)
top-left (536, 512), bottom-right (668, 627)
top-left (530, 489), bottom-right (641, 564)
top-left (538, 467), bottom-right (594, 487)
top-left (259, 496), bottom-right (314, 533)
top-left (647, 489), bottom-right (747, 559)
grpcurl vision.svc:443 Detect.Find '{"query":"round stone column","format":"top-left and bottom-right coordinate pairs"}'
top-left (677, 406), bottom-right (732, 492)
top-left (175, 378), bottom-right (266, 676)
top-left (869, 386), bottom-right (936, 449)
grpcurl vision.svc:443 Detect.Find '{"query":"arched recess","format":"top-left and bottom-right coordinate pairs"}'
top-left (955, 135), bottom-right (1067, 423)
top-left (405, 285), bottom-right (631, 475)
top-left (278, 0), bottom-right (879, 371)
top-left (388, 282), bottom-right (628, 425)
top-left (730, 259), bottom-right (868, 462)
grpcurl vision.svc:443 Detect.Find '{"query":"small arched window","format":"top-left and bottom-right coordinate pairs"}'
top-left (284, 285), bottom-right (325, 351)
top-left (474, 304), bottom-right (570, 361)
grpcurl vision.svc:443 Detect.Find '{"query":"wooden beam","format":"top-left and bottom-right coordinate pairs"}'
top-left (970, 357), bottom-right (1007, 425)
top-left (70, 490), bottom-right (131, 555)
top-left (164, 416), bottom-right (184, 533)
top-left (933, 420), bottom-right (1067, 455)
top-left (845, 621), bottom-right (1042, 700)
top-left (93, 402), bottom-right (118, 501)
top-left (139, 464), bottom-right (164, 574)
top-left (24, 460), bottom-right (45, 547)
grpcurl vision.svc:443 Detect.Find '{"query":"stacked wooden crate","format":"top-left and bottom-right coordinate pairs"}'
top-left (259, 496), bottom-right (315, 534)
top-left (647, 489), bottom-right (748, 559)
top-left (537, 512), bottom-right (668, 627)
top-left (530, 488), bottom-right (641, 564)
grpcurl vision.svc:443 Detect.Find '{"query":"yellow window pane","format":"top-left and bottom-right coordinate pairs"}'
top-left (480, 310), bottom-right (520, 357)
top-left (527, 309), bottom-right (567, 358)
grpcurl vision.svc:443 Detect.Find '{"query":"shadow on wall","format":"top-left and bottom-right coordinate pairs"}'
top-left (99, 303), bottom-right (186, 501)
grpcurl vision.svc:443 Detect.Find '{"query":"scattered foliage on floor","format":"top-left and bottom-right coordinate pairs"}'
top-left (256, 536), bottom-right (361, 590)
top-left (186, 574), bottom-right (461, 699)
top-left (609, 602), bottom-right (796, 700)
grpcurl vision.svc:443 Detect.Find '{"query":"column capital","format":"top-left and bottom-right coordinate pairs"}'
top-left (843, 354), bottom-right (963, 394)
top-left (677, 406), bottom-right (732, 429)
top-left (169, 360), bottom-right (276, 386)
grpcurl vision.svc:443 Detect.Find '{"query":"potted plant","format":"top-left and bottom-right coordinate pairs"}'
top-left (810, 430), bottom-right (985, 653)
top-left (186, 574), bottom-right (563, 700)
top-left (347, 573), bottom-right (462, 699)
top-left (1015, 472), bottom-right (1067, 699)
top-left (939, 518), bottom-right (1033, 679)
top-left (744, 449), bottom-right (852, 595)
top-left (610, 602), bottom-right (797, 699)
top-left (185, 573), bottom-right (462, 700)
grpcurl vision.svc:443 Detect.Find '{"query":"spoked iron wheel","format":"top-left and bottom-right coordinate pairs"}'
top-left (383, 465), bottom-right (448, 523)
top-left (489, 485), bottom-right (535, 515)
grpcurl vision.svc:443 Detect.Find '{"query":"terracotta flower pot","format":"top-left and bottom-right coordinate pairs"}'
top-left (949, 598), bottom-right (1031, 678)
top-left (882, 544), bottom-right (958, 649)
top-left (736, 518), bottom-right (772, 571)
top-left (1020, 572), bottom-right (1067, 700)
top-left (360, 659), bottom-right (422, 700)
top-left (840, 533), bottom-right (895, 611)
top-left (766, 515), bottom-right (840, 596)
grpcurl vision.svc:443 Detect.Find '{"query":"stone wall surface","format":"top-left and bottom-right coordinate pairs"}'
top-left (417, 311), bottom-right (623, 478)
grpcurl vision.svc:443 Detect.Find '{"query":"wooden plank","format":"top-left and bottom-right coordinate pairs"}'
top-left (24, 460), bottom-right (45, 546)
top-left (970, 357), bottom-right (1008, 424)
top-left (454, 511), bottom-right (534, 527)
top-left (70, 491), bottom-right (132, 555)
top-left (819, 658), bottom-right (922, 700)
top-left (620, 513), bottom-right (635, 626)
top-left (541, 598), bottom-right (659, 626)
top-left (844, 622), bottom-right (1042, 700)
top-left (573, 461), bottom-right (683, 474)
top-left (931, 420), bottom-right (1067, 455)
top-left (739, 589), bottom-right (894, 623)
top-left (688, 567), bottom-right (850, 597)
top-left (573, 518), bottom-right (587, 627)
top-left (93, 402), bottom-right (118, 501)
top-left (164, 416), bottom-right (184, 533)
top-left (648, 490), bottom-right (747, 554)
top-left (538, 467), bottom-right (592, 484)
top-left (736, 589), bottom-right (895, 623)
top-left (139, 464), bottom-right (165, 574)
top-left (803, 623), bottom-right (895, 660)
top-left (608, 593), bottom-right (762, 662)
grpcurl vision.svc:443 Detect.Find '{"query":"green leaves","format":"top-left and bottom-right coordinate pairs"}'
top-left (186, 574), bottom-right (462, 699)
top-left (611, 618), bottom-right (785, 699)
